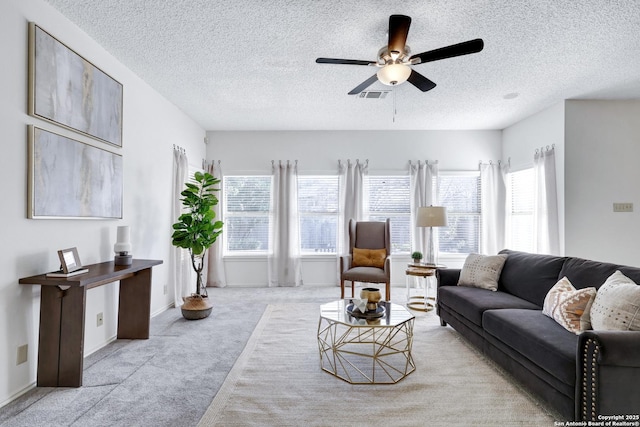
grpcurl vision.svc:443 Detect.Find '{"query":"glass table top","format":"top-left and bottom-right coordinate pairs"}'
top-left (319, 299), bottom-right (414, 327)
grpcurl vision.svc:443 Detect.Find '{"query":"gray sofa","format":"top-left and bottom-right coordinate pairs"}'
top-left (436, 249), bottom-right (640, 421)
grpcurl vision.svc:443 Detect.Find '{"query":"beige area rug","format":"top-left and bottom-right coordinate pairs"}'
top-left (198, 304), bottom-right (559, 427)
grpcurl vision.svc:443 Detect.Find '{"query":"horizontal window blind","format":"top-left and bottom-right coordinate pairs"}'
top-left (224, 176), bottom-right (271, 252)
top-left (508, 168), bottom-right (534, 252)
top-left (368, 176), bottom-right (411, 253)
top-left (439, 174), bottom-right (481, 254)
top-left (298, 176), bottom-right (339, 254)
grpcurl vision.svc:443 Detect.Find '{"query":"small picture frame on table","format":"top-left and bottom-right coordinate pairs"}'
top-left (58, 247), bottom-right (82, 273)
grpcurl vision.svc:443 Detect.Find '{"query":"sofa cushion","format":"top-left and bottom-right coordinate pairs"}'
top-left (483, 309), bottom-right (579, 386)
top-left (457, 253), bottom-right (507, 291)
top-left (558, 257), bottom-right (640, 291)
top-left (590, 271), bottom-right (640, 331)
top-left (352, 248), bottom-right (386, 269)
top-left (542, 276), bottom-right (596, 334)
top-left (498, 249), bottom-right (566, 306)
top-left (438, 286), bottom-right (539, 327)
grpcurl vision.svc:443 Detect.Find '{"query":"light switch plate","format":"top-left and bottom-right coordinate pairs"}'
top-left (613, 203), bottom-right (633, 212)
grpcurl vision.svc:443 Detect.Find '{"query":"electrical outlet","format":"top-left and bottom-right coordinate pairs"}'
top-left (17, 344), bottom-right (28, 365)
top-left (613, 203), bottom-right (633, 212)
top-left (97, 312), bottom-right (104, 327)
top-left (164, 284), bottom-right (168, 295)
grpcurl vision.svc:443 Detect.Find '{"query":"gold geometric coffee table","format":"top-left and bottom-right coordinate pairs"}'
top-left (317, 299), bottom-right (415, 384)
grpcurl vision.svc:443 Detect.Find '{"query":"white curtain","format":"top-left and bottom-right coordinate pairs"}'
top-left (480, 161), bottom-right (509, 255)
top-left (409, 160), bottom-right (438, 257)
top-left (268, 160), bottom-right (302, 287)
top-left (338, 159), bottom-right (368, 255)
top-left (533, 146), bottom-right (560, 255)
top-left (171, 147), bottom-right (192, 307)
top-left (205, 160), bottom-right (226, 287)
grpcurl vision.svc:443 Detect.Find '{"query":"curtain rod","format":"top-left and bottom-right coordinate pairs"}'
top-left (478, 158), bottom-right (511, 167)
top-left (408, 160), bottom-right (438, 166)
top-left (535, 144), bottom-right (555, 154)
top-left (337, 159), bottom-right (369, 167)
top-left (202, 159), bottom-right (221, 169)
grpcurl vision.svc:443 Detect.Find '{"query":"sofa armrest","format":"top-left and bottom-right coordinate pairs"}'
top-left (577, 330), bottom-right (640, 420)
top-left (437, 268), bottom-right (461, 287)
top-left (586, 330), bottom-right (640, 367)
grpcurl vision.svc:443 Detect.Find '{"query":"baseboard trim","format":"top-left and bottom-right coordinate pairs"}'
top-left (0, 381), bottom-right (36, 409)
top-left (151, 302), bottom-right (174, 318)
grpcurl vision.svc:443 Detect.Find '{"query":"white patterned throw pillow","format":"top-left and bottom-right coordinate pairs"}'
top-left (457, 253), bottom-right (508, 291)
top-left (590, 271), bottom-right (640, 331)
top-left (542, 276), bottom-right (596, 334)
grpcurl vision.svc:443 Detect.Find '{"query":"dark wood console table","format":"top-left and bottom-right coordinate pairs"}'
top-left (19, 259), bottom-right (163, 387)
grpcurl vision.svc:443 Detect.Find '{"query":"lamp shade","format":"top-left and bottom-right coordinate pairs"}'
top-left (114, 226), bottom-right (132, 254)
top-left (416, 206), bottom-right (448, 227)
top-left (376, 63), bottom-right (411, 86)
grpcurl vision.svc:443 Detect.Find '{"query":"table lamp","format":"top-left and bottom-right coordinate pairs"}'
top-left (114, 226), bottom-right (133, 265)
top-left (416, 206), bottom-right (447, 265)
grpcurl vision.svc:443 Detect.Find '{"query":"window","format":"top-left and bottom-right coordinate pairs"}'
top-left (438, 173), bottom-right (481, 254)
top-left (507, 168), bottom-right (534, 252)
top-left (368, 176), bottom-right (411, 253)
top-left (298, 176), bottom-right (339, 254)
top-left (224, 176), bottom-right (271, 253)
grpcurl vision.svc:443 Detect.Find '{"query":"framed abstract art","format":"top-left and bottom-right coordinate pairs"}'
top-left (28, 23), bottom-right (123, 147)
top-left (28, 126), bottom-right (123, 219)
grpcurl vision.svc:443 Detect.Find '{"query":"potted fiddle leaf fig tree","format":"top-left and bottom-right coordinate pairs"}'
top-left (172, 171), bottom-right (223, 320)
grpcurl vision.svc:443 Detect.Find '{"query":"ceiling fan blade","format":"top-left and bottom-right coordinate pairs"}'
top-left (388, 14), bottom-right (411, 55)
top-left (407, 70), bottom-right (437, 92)
top-left (348, 74), bottom-right (379, 95)
top-left (316, 58), bottom-right (376, 66)
top-left (410, 38), bottom-right (484, 64)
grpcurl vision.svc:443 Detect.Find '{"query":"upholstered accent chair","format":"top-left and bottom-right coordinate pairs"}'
top-left (340, 218), bottom-right (391, 300)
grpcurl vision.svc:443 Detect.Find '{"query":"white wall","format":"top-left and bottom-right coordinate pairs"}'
top-left (207, 130), bottom-right (502, 287)
top-left (0, 0), bottom-right (205, 406)
top-left (503, 99), bottom-right (640, 266)
top-left (208, 130), bottom-right (501, 172)
top-left (564, 100), bottom-right (640, 265)
top-left (502, 101), bottom-right (566, 254)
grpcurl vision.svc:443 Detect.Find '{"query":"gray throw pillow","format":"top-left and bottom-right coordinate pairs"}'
top-left (590, 270), bottom-right (640, 331)
top-left (457, 253), bottom-right (508, 292)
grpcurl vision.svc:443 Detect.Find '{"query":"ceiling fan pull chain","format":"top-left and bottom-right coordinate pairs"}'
top-left (393, 88), bottom-right (397, 123)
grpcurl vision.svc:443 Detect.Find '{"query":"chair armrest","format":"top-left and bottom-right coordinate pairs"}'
top-left (577, 330), bottom-right (640, 420)
top-left (437, 268), bottom-right (460, 288)
top-left (384, 256), bottom-right (391, 280)
top-left (339, 255), bottom-right (352, 274)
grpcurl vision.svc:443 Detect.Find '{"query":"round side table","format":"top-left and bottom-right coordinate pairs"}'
top-left (405, 265), bottom-right (437, 311)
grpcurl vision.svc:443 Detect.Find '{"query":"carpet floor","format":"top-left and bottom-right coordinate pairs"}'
top-left (198, 303), bottom-right (559, 426)
top-left (0, 286), bottom-right (562, 426)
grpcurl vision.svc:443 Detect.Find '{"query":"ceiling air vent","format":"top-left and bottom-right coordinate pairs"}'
top-left (358, 90), bottom-right (390, 99)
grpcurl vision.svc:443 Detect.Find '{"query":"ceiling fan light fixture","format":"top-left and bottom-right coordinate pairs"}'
top-left (377, 63), bottom-right (411, 86)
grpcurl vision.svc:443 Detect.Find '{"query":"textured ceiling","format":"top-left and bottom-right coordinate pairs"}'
top-left (44, 0), bottom-right (640, 131)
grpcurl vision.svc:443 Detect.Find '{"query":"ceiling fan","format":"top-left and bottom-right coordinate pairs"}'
top-left (316, 14), bottom-right (484, 95)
